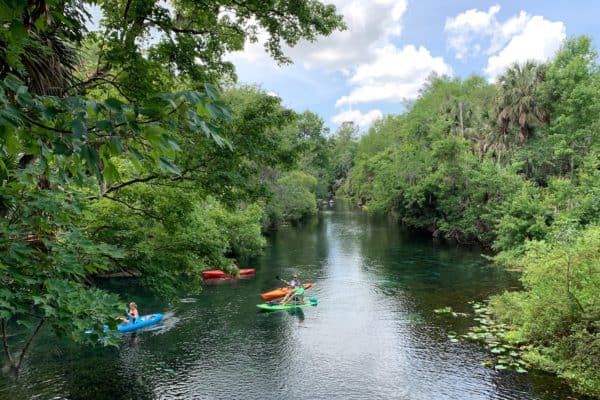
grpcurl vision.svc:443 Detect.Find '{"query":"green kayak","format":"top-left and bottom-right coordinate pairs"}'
top-left (257, 298), bottom-right (318, 311)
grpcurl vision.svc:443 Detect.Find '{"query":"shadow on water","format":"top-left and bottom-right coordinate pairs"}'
top-left (0, 201), bottom-right (590, 400)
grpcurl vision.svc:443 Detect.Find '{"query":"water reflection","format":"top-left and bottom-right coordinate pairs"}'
top-left (0, 202), bottom-right (587, 400)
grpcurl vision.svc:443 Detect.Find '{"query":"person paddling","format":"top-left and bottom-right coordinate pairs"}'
top-left (117, 302), bottom-right (139, 324)
top-left (126, 302), bottom-right (139, 324)
top-left (280, 275), bottom-right (304, 305)
top-left (281, 274), bottom-right (300, 288)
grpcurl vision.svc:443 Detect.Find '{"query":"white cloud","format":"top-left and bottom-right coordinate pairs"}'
top-left (331, 109), bottom-right (383, 128)
top-left (488, 11), bottom-right (530, 54)
top-left (445, 5), bottom-right (566, 79)
top-left (445, 5), bottom-right (500, 59)
top-left (228, 0), bottom-right (450, 129)
top-left (336, 45), bottom-right (452, 107)
top-left (485, 16), bottom-right (565, 79)
top-left (229, 0), bottom-right (407, 70)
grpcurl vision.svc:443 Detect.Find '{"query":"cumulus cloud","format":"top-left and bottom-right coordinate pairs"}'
top-left (445, 5), bottom-right (500, 59)
top-left (331, 109), bottom-right (383, 129)
top-left (228, 0), bottom-right (450, 129)
top-left (290, 0), bottom-right (407, 70)
top-left (485, 16), bottom-right (565, 79)
top-left (230, 0), bottom-right (407, 70)
top-left (335, 45), bottom-right (452, 107)
top-left (445, 5), bottom-right (566, 79)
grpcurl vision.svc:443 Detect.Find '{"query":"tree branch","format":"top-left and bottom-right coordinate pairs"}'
top-left (94, 174), bottom-right (161, 198)
top-left (1, 318), bottom-right (13, 364)
top-left (103, 195), bottom-right (165, 222)
top-left (15, 318), bottom-right (45, 370)
top-left (22, 114), bottom-right (72, 134)
top-left (123, 0), bottom-right (133, 20)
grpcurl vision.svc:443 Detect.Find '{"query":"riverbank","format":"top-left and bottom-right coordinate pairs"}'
top-left (0, 206), bottom-right (585, 400)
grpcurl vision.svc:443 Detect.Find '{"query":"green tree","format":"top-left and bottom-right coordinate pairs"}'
top-left (0, 0), bottom-right (345, 371)
top-left (333, 36), bottom-right (600, 395)
top-left (490, 224), bottom-right (600, 396)
top-left (267, 170), bottom-right (318, 225)
top-left (295, 111), bottom-right (333, 198)
top-left (494, 61), bottom-right (549, 143)
top-left (330, 121), bottom-right (358, 195)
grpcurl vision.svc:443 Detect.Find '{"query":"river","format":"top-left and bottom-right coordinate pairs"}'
top-left (0, 202), bottom-right (586, 399)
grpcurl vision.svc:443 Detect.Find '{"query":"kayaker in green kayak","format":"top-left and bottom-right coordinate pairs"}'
top-left (280, 273), bottom-right (301, 288)
top-left (280, 275), bottom-right (305, 305)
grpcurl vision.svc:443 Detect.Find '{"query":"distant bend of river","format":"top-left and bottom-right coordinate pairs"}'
top-left (0, 202), bottom-right (587, 400)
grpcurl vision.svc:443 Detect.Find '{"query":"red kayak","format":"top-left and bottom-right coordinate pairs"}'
top-left (260, 283), bottom-right (313, 301)
top-left (239, 269), bottom-right (256, 276)
top-left (202, 269), bottom-right (256, 279)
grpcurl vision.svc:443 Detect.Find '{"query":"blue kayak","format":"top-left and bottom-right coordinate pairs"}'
top-left (86, 313), bottom-right (164, 334)
top-left (118, 313), bottom-right (163, 332)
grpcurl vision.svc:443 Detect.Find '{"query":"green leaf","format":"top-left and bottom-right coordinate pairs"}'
top-left (131, 148), bottom-right (144, 161)
top-left (16, 319), bottom-right (33, 329)
top-left (105, 98), bottom-right (125, 111)
top-left (9, 19), bottom-right (26, 42)
top-left (204, 83), bottom-right (220, 99)
top-left (53, 139), bottom-right (72, 155)
top-left (103, 159), bottom-right (120, 183)
top-left (163, 135), bottom-right (181, 151)
top-left (95, 120), bottom-right (113, 131)
top-left (4, 74), bottom-right (24, 92)
top-left (71, 118), bottom-right (87, 139)
top-left (206, 103), bottom-right (222, 119)
top-left (145, 125), bottom-right (165, 146)
top-left (80, 146), bottom-right (100, 175)
top-left (158, 157), bottom-right (180, 175)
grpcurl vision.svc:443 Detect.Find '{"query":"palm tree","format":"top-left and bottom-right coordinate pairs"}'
top-left (494, 61), bottom-right (549, 143)
top-left (0, 2), bottom-right (79, 96)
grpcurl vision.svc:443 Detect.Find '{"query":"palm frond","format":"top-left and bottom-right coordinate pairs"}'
top-left (21, 31), bottom-right (79, 95)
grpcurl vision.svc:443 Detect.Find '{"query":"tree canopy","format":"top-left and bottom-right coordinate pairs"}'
top-left (335, 37), bottom-right (599, 395)
top-left (0, 0), bottom-right (344, 371)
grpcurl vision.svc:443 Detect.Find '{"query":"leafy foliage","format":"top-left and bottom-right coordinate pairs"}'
top-left (490, 225), bottom-right (600, 396)
top-left (266, 171), bottom-right (318, 227)
top-left (0, 0), bottom-right (344, 371)
top-left (334, 37), bottom-right (600, 394)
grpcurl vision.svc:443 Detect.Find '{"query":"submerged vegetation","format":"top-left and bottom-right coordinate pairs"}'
top-left (339, 37), bottom-right (599, 396)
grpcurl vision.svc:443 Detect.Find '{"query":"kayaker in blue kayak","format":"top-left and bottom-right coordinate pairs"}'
top-left (125, 302), bottom-right (139, 324)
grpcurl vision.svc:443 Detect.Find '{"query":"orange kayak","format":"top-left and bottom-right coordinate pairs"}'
top-left (260, 283), bottom-right (313, 301)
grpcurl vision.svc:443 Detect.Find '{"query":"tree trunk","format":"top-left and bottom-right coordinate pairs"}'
top-left (14, 318), bottom-right (45, 371)
top-left (458, 102), bottom-right (464, 138)
top-left (570, 154), bottom-right (574, 179)
top-left (1, 319), bottom-right (13, 364)
top-left (519, 125), bottom-right (528, 143)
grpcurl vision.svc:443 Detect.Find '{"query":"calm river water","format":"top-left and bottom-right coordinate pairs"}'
top-left (0, 203), bottom-right (586, 399)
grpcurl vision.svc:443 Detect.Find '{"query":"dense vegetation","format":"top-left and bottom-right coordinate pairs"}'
top-left (1, 0), bottom-right (597, 397)
top-left (0, 0), bottom-right (345, 371)
top-left (338, 37), bottom-right (599, 395)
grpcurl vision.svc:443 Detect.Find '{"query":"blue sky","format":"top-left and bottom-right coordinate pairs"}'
top-left (227, 0), bottom-right (600, 133)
